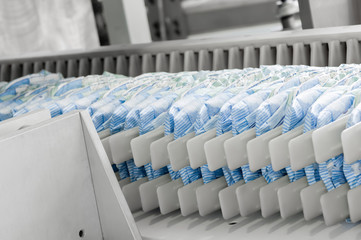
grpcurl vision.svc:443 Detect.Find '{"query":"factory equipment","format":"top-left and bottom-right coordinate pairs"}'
top-left (1, 25), bottom-right (361, 240)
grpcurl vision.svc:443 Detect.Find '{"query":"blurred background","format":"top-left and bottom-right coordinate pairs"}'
top-left (1, 0), bottom-right (361, 57)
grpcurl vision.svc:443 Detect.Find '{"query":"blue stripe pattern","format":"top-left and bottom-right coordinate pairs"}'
top-left (5, 67), bottom-right (361, 190)
top-left (92, 99), bottom-right (124, 132)
top-left (316, 94), bottom-right (355, 128)
top-left (314, 94), bottom-right (355, 191)
top-left (232, 89), bottom-right (271, 136)
top-left (200, 164), bottom-right (224, 184)
top-left (302, 90), bottom-right (345, 185)
top-left (165, 95), bottom-right (198, 136)
top-left (124, 95), bottom-right (162, 130)
top-left (255, 91), bottom-right (290, 136)
top-left (283, 87), bottom-right (325, 133)
top-left (216, 90), bottom-right (254, 135)
top-left (172, 94), bottom-right (212, 185)
top-left (222, 166), bottom-right (243, 185)
top-left (193, 91), bottom-right (236, 184)
top-left (195, 91), bottom-right (235, 134)
top-left (303, 90), bottom-right (344, 133)
top-left (125, 159), bottom-right (147, 182)
top-left (173, 95), bottom-right (211, 139)
top-left (54, 78), bottom-right (83, 96)
top-left (88, 96), bottom-right (116, 117)
top-left (304, 163), bottom-right (321, 185)
top-left (137, 92), bottom-right (181, 180)
top-left (282, 87), bottom-right (325, 182)
top-left (109, 93), bottom-right (150, 134)
top-left (319, 154), bottom-right (347, 191)
top-left (344, 160), bottom-right (361, 189)
top-left (254, 78), bottom-right (305, 183)
top-left (139, 93), bottom-right (178, 135)
top-left (241, 164), bottom-right (262, 183)
top-left (116, 162), bottom-right (130, 180)
top-left (125, 92), bottom-right (178, 181)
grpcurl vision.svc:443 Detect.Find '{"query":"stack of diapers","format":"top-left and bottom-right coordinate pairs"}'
top-left (2, 64), bottom-right (361, 199)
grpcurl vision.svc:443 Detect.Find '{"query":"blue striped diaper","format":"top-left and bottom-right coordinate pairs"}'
top-left (195, 91), bottom-right (235, 133)
top-left (109, 93), bottom-right (150, 134)
top-left (315, 94), bottom-right (355, 191)
top-left (255, 89), bottom-right (297, 183)
top-left (165, 95), bottom-right (200, 136)
top-left (303, 90), bottom-right (345, 132)
top-left (227, 90), bottom-right (278, 185)
top-left (137, 93), bottom-right (181, 180)
top-left (303, 90), bottom-right (346, 185)
top-left (256, 77), bottom-right (319, 183)
top-left (121, 94), bottom-right (174, 181)
top-left (172, 94), bottom-right (213, 185)
top-left (53, 78), bottom-right (83, 97)
top-left (216, 90), bottom-right (264, 186)
top-left (124, 95), bottom-right (164, 130)
top-left (195, 91), bottom-right (236, 184)
top-left (92, 99), bottom-right (125, 132)
top-left (88, 96), bottom-right (117, 117)
top-left (62, 90), bottom-right (104, 114)
top-left (164, 94), bottom-right (205, 181)
top-left (139, 93), bottom-right (178, 135)
top-left (282, 87), bottom-right (325, 182)
top-left (216, 90), bottom-right (254, 135)
top-left (232, 89), bottom-right (272, 135)
top-left (255, 91), bottom-right (290, 136)
top-left (283, 87), bottom-right (325, 133)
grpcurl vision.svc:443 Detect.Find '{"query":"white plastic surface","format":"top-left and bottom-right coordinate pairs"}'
top-left (101, 136), bottom-right (115, 165)
top-left (188, 129), bottom-right (217, 169)
top-left (98, 128), bottom-right (111, 139)
top-left (269, 125), bottom-right (303, 171)
top-left (259, 176), bottom-right (289, 218)
top-left (135, 208), bottom-right (361, 240)
top-left (205, 131), bottom-right (233, 171)
top-left (320, 184), bottom-right (350, 226)
top-left (157, 178), bottom-right (183, 215)
top-left (312, 116), bottom-right (348, 164)
top-left (168, 132), bottom-right (195, 171)
top-left (0, 112), bottom-right (103, 240)
top-left (196, 177), bottom-right (227, 216)
top-left (300, 181), bottom-right (327, 221)
top-left (109, 127), bottom-right (139, 164)
top-left (151, 133), bottom-right (174, 170)
top-left (219, 180), bottom-right (244, 220)
top-left (347, 185), bottom-right (361, 223)
top-left (0, 109), bottom-right (51, 135)
top-left (139, 174), bottom-right (171, 212)
top-left (80, 111), bottom-right (143, 240)
top-left (224, 128), bottom-right (256, 170)
top-left (289, 130), bottom-right (315, 171)
top-left (123, 178), bottom-right (148, 212)
top-left (118, 178), bottom-right (131, 188)
top-left (0, 111), bottom-right (142, 240)
top-left (236, 177), bottom-right (267, 217)
top-left (248, 126), bottom-right (283, 172)
top-left (342, 121), bottom-right (361, 164)
top-left (278, 177), bottom-right (308, 219)
top-left (131, 126), bottom-right (164, 167)
top-left (178, 179), bottom-right (203, 216)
